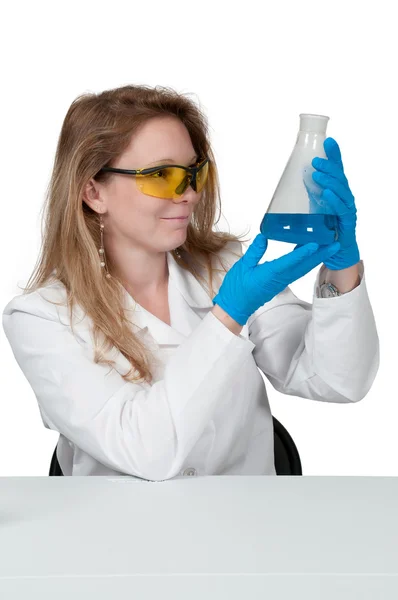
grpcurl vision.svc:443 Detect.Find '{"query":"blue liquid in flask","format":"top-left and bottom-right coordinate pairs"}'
top-left (260, 213), bottom-right (339, 246)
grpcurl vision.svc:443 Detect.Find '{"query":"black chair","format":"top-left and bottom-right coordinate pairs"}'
top-left (272, 416), bottom-right (302, 475)
top-left (49, 416), bottom-right (302, 477)
top-left (49, 444), bottom-right (63, 476)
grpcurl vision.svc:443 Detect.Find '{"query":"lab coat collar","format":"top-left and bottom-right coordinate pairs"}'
top-left (123, 251), bottom-right (216, 347)
top-left (166, 250), bottom-right (215, 309)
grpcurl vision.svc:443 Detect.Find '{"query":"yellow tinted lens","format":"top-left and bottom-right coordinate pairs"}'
top-left (196, 160), bottom-right (209, 192)
top-left (136, 167), bottom-right (187, 199)
top-left (135, 160), bottom-right (209, 199)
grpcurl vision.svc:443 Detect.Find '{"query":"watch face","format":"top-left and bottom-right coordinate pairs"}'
top-left (321, 283), bottom-right (340, 297)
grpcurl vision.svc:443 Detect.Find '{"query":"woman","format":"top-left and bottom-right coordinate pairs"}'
top-left (2, 84), bottom-right (379, 479)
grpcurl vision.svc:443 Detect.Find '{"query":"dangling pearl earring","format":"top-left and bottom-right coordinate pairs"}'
top-left (98, 208), bottom-right (111, 279)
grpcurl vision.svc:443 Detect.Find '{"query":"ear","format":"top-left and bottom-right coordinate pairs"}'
top-left (82, 178), bottom-right (105, 213)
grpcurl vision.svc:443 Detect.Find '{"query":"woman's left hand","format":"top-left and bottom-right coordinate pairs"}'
top-left (311, 137), bottom-right (360, 270)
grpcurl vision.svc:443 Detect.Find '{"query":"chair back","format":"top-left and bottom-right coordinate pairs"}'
top-left (49, 445), bottom-right (63, 476)
top-left (273, 416), bottom-right (302, 475)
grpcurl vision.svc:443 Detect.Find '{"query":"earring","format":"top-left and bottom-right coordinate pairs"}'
top-left (99, 213), bottom-right (111, 279)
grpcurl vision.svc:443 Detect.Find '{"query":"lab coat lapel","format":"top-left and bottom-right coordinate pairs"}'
top-left (123, 251), bottom-right (215, 347)
top-left (126, 305), bottom-right (184, 347)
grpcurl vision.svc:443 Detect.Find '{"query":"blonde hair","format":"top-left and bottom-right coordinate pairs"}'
top-left (20, 84), bottom-right (250, 384)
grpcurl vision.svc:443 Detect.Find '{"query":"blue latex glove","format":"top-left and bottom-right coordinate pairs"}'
top-left (310, 137), bottom-right (360, 270)
top-left (213, 233), bottom-right (341, 326)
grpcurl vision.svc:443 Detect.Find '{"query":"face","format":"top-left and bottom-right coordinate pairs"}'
top-left (85, 115), bottom-right (203, 255)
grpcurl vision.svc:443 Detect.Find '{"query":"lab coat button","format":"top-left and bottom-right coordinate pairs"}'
top-left (183, 468), bottom-right (197, 476)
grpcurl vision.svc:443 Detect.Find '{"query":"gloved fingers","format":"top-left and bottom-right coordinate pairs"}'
top-left (324, 137), bottom-right (345, 170)
top-left (242, 233), bottom-right (268, 268)
top-left (266, 241), bottom-right (341, 278)
top-left (266, 242), bottom-right (319, 275)
top-left (321, 188), bottom-right (356, 217)
top-left (312, 172), bottom-right (356, 211)
top-left (311, 157), bottom-right (348, 187)
top-left (293, 242), bottom-right (343, 279)
top-left (294, 242), bottom-right (342, 276)
top-left (294, 237), bottom-right (345, 252)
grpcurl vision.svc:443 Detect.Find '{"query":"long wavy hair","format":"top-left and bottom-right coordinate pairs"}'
top-left (20, 84), bottom-right (250, 384)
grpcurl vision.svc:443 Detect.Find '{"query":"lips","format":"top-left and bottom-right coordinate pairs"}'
top-left (162, 215), bottom-right (189, 219)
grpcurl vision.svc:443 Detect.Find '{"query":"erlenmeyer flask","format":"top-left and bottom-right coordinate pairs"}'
top-left (260, 113), bottom-right (339, 246)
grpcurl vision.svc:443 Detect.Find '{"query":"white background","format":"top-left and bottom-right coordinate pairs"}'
top-left (1, 0), bottom-right (396, 476)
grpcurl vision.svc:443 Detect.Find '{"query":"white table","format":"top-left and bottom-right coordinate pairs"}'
top-left (1, 476), bottom-right (397, 599)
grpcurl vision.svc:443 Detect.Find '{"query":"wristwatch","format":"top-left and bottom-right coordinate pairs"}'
top-left (319, 282), bottom-right (342, 298)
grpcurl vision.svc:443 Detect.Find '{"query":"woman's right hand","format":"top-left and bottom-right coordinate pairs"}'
top-left (212, 233), bottom-right (341, 326)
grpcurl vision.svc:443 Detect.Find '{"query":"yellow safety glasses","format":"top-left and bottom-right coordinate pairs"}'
top-left (98, 157), bottom-right (209, 200)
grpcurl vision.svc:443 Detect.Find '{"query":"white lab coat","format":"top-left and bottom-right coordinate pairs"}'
top-left (2, 241), bottom-right (379, 480)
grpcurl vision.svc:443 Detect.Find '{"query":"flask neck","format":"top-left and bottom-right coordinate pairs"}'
top-left (295, 130), bottom-right (326, 150)
top-left (295, 113), bottom-right (329, 151)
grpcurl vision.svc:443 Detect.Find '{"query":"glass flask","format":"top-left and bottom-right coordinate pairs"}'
top-left (260, 113), bottom-right (339, 246)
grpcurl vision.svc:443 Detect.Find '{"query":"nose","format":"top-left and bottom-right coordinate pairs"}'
top-left (171, 169), bottom-right (203, 203)
top-left (171, 185), bottom-right (200, 205)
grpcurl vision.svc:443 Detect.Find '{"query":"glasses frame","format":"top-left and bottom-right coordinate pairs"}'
top-left (98, 156), bottom-right (210, 195)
